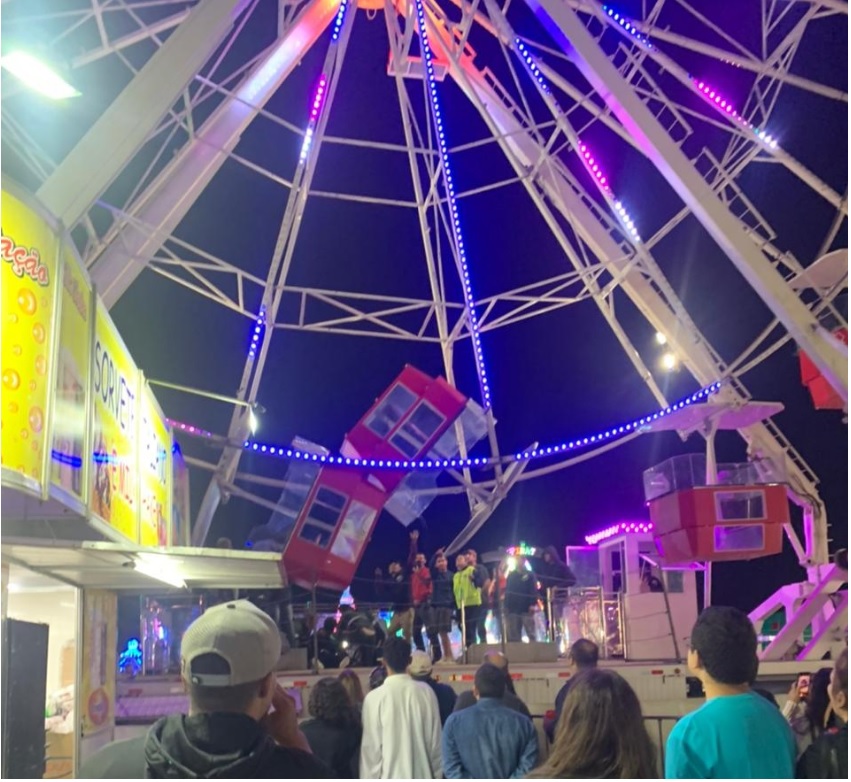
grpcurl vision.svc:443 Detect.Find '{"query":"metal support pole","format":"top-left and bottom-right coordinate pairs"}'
top-left (704, 420), bottom-right (718, 609)
top-left (311, 582), bottom-right (320, 674)
top-left (657, 568), bottom-right (681, 661)
top-left (524, 0), bottom-right (847, 403)
top-left (460, 598), bottom-right (467, 664)
top-left (37, 0), bottom-right (253, 229)
top-left (546, 587), bottom-right (554, 645)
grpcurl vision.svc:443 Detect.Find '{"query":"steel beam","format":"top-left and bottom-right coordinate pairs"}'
top-left (88, 0), bottom-right (341, 308)
top-left (36, 0), bottom-right (253, 229)
top-left (424, 7), bottom-right (828, 565)
top-left (193, 0), bottom-right (350, 546)
top-left (525, 0), bottom-right (847, 404)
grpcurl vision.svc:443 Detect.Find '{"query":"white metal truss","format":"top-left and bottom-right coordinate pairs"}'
top-left (2, 0), bottom-right (846, 654)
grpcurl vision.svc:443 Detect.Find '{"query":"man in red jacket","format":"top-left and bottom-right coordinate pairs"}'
top-left (409, 530), bottom-right (435, 656)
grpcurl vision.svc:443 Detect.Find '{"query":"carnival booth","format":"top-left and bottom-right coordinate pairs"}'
top-left (0, 180), bottom-right (292, 777)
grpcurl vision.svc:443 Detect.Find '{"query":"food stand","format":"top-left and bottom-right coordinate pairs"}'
top-left (0, 180), bottom-right (289, 777)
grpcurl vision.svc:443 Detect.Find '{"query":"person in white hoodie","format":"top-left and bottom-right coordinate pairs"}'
top-left (359, 637), bottom-right (442, 779)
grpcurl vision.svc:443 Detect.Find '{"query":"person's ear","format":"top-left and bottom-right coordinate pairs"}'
top-left (835, 688), bottom-right (847, 712)
top-left (473, 686), bottom-right (480, 700)
top-left (258, 671), bottom-right (277, 701)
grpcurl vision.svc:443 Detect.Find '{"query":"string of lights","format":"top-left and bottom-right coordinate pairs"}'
top-left (585, 520), bottom-right (654, 545)
top-left (600, 5), bottom-right (780, 150)
top-left (692, 79), bottom-right (779, 149)
top-left (247, 304), bottom-right (266, 360)
top-left (238, 381), bottom-right (722, 470)
top-left (167, 418), bottom-right (214, 439)
top-left (249, 0), bottom-right (351, 358)
top-left (514, 39), bottom-right (641, 243)
top-left (413, 0), bottom-right (492, 409)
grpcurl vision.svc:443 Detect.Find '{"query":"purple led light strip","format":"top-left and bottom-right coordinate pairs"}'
top-left (692, 79), bottom-right (778, 149)
top-left (236, 381), bottom-right (722, 470)
top-left (601, 4), bottom-right (779, 149)
top-left (585, 520), bottom-right (654, 545)
top-left (167, 419), bottom-right (214, 439)
top-left (513, 41), bottom-right (642, 243)
top-left (299, 74), bottom-right (328, 164)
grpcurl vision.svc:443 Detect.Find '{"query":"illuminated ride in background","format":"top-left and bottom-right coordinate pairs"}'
top-left (1, 0), bottom-right (846, 662)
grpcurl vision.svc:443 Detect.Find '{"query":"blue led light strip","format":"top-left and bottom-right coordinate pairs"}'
top-left (412, 0), bottom-right (492, 409)
top-left (601, 5), bottom-right (653, 47)
top-left (247, 304), bottom-right (267, 359)
top-left (601, 5), bottom-right (780, 150)
top-left (242, 381), bottom-right (723, 469)
top-left (331, 0), bottom-right (349, 41)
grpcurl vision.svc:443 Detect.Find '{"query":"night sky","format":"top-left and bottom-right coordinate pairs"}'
top-left (2, 0), bottom-right (847, 613)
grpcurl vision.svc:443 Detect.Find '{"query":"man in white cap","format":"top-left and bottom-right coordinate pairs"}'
top-left (409, 650), bottom-right (457, 725)
top-left (80, 600), bottom-right (331, 778)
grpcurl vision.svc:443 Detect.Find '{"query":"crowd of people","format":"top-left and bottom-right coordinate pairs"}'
top-left (79, 595), bottom-right (847, 779)
top-left (317, 532), bottom-right (578, 665)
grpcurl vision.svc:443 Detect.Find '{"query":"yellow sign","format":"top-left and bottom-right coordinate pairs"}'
top-left (140, 387), bottom-right (172, 546)
top-left (81, 590), bottom-right (117, 737)
top-left (1, 189), bottom-right (59, 493)
top-left (90, 301), bottom-right (139, 542)
top-left (51, 242), bottom-right (92, 506)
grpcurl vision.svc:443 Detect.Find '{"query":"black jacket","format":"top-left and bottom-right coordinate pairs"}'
top-left (300, 718), bottom-right (362, 778)
top-left (78, 713), bottom-right (332, 779)
top-left (797, 724), bottom-right (848, 779)
top-left (376, 571), bottom-right (411, 611)
top-left (537, 546), bottom-right (577, 592)
top-left (418, 676), bottom-right (458, 725)
top-left (504, 570), bottom-right (539, 615)
top-left (431, 569), bottom-right (454, 607)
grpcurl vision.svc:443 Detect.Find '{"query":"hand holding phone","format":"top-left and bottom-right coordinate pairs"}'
top-left (262, 685), bottom-right (311, 753)
top-left (796, 673), bottom-right (811, 701)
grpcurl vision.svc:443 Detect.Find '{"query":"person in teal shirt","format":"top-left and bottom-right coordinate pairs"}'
top-left (666, 606), bottom-right (796, 779)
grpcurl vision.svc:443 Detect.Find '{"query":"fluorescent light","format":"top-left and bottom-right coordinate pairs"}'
top-left (249, 408), bottom-right (258, 435)
top-left (133, 557), bottom-right (186, 589)
top-left (1, 51), bottom-right (81, 99)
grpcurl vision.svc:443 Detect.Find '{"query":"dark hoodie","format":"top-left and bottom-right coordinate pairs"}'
top-left (79, 712), bottom-right (332, 779)
top-left (537, 545), bottom-right (577, 592)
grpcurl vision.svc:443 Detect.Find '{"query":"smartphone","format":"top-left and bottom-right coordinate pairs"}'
top-left (796, 673), bottom-right (811, 700)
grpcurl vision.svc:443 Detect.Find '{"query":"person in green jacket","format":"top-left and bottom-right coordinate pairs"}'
top-left (453, 554), bottom-right (481, 649)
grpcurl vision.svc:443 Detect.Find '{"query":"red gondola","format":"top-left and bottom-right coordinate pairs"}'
top-left (341, 365), bottom-right (467, 493)
top-left (247, 367), bottom-right (472, 591)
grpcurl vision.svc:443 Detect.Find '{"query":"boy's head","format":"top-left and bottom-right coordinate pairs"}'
top-left (382, 637), bottom-right (412, 675)
top-left (456, 553), bottom-right (468, 570)
top-left (688, 606), bottom-right (758, 686)
top-left (473, 663), bottom-right (507, 700)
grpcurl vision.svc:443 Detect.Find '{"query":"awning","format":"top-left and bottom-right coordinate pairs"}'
top-left (1, 539), bottom-right (285, 591)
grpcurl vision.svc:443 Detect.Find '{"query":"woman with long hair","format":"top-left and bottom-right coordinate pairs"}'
top-left (299, 677), bottom-right (362, 778)
top-left (528, 668), bottom-right (657, 779)
top-left (784, 667), bottom-right (837, 755)
top-left (338, 668), bottom-right (365, 709)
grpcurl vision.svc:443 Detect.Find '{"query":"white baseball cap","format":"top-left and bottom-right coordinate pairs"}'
top-left (181, 600), bottom-right (281, 687)
top-left (409, 650), bottom-right (433, 677)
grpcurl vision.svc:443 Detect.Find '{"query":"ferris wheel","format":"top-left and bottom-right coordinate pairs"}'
top-left (2, 0), bottom-right (846, 649)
